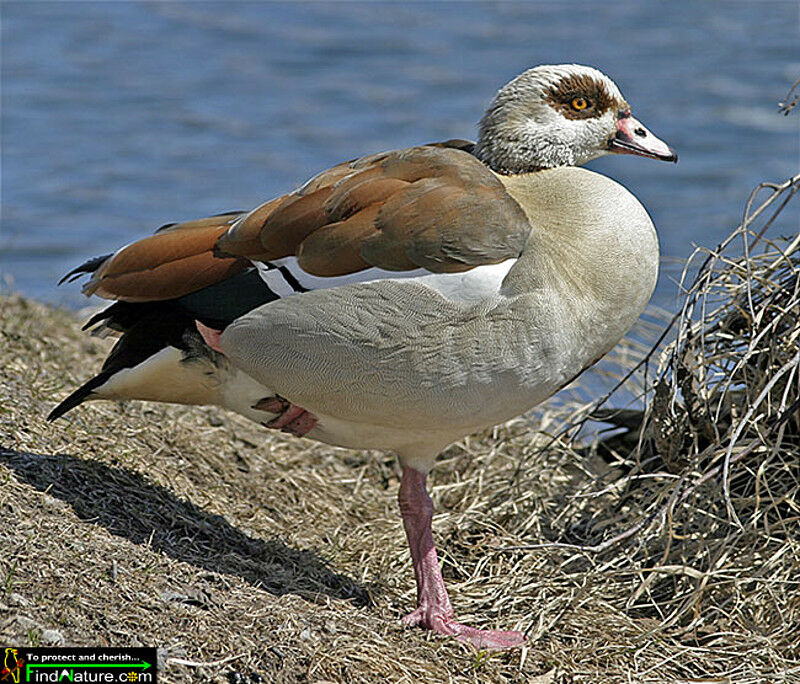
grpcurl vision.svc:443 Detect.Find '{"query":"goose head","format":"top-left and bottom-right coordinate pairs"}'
top-left (474, 64), bottom-right (677, 174)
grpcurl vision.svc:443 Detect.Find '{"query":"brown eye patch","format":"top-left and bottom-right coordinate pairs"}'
top-left (545, 73), bottom-right (625, 120)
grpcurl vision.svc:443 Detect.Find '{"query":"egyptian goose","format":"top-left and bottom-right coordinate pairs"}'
top-left (50, 64), bottom-right (676, 649)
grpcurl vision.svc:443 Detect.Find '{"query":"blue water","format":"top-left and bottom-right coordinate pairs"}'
top-left (2, 1), bottom-right (798, 313)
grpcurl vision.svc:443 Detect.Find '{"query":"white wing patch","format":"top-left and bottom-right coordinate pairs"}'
top-left (254, 256), bottom-right (516, 305)
top-left (415, 260), bottom-right (516, 304)
top-left (272, 257), bottom-right (428, 291)
top-left (255, 257), bottom-right (427, 296)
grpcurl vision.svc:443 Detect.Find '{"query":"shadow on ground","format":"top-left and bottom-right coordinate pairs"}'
top-left (0, 446), bottom-right (371, 606)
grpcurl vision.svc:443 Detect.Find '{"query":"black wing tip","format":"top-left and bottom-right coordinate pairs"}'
top-left (57, 253), bottom-right (113, 286)
top-left (57, 270), bottom-right (78, 286)
top-left (82, 307), bottom-right (114, 331)
top-left (47, 404), bottom-right (68, 422)
top-left (47, 392), bottom-right (90, 421)
top-left (47, 373), bottom-right (110, 421)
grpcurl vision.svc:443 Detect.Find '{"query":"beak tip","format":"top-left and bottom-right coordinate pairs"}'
top-left (612, 116), bottom-right (677, 165)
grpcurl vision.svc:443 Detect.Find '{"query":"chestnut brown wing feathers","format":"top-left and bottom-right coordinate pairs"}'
top-left (219, 143), bottom-right (531, 277)
top-left (75, 142), bottom-right (531, 303)
top-left (81, 212), bottom-right (248, 301)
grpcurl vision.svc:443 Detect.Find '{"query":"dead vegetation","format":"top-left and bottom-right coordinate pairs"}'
top-left (2, 178), bottom-right (799, 682)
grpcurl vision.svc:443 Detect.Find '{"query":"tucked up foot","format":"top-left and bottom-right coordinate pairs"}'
top-left (197, 322), bottom-right (318, 438)
top-left (401, 605), bottom-right (526, 650)
top-left (253, 395), bottom-right (318, 437)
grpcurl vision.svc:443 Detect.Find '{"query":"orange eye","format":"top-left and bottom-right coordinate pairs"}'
top-left (571, 97), bottom-right (589, 111)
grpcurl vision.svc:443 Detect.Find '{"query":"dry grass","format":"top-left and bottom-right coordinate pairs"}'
top-left (1, 174), bottom-right (799, 683)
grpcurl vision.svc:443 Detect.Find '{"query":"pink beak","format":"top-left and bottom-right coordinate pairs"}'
top-left (608, 113), bottom-right (677, 162)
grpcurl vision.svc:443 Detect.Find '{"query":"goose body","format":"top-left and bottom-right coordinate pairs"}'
top-left (51, 64), bottom-right (675, 648)
top-left (218, 166), bottom-right (658, 468)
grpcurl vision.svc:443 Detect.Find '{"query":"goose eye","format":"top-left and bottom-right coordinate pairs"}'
top-left (571, 97), bottom-right (589, 111)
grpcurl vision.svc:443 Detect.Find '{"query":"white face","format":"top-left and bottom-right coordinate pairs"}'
top-left (521, 105), bottom-right (619, 167)
top-left (476, 64), bottom-right (676, 172)
top-left (516, 65), bottom-right (626, 167)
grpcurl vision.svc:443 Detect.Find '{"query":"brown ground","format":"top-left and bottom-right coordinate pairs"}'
top-left (1, 293), bottom-right (797, 683)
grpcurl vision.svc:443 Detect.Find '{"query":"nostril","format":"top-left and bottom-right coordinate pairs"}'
top-left (634, 127), bottom-right (647, 138)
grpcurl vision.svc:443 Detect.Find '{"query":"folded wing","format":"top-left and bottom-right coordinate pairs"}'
top-left (80, 142), bottom-right (532, 303)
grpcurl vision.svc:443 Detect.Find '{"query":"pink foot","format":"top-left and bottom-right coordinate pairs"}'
top-left (196, 326), bottom-right (318, 438)
top-left (265, 403), bottom-right (306, 429)
top-left (253, 395), bottom-right (318, 437)
top-left (282, 410), bottom-right (318, 436)
top-left (195, 320), bottom-right (224, 354)
top-left (398, 466), bottom-right (526, 651)
top-left (401, 605), bottom-right (526, 650)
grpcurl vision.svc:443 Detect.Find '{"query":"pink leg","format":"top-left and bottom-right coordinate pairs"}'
top-left (195, 320), bottom-right (224, 354)
top-left (398, 466), bottom-right (526, 650)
